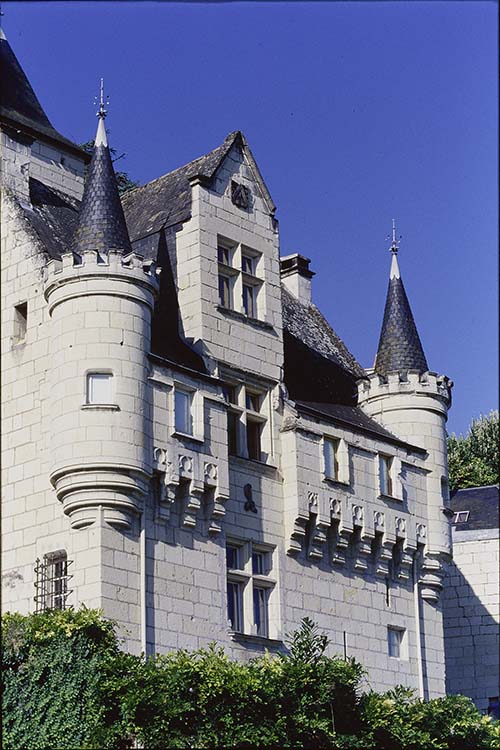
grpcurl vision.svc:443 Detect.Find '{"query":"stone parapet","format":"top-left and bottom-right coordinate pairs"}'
top-left (357, 369), bottom-right (452, 411)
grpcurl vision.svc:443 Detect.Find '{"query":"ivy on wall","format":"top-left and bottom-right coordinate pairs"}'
top-left (2, 610), bottom-right (499, 750)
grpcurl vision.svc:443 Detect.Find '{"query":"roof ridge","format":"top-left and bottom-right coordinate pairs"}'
top-left (122, 131), bottom-right (241, 202)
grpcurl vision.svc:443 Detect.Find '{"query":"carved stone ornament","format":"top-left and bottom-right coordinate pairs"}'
top-left (231, 180), bottom-right (250, 209)
top-left (395, 517), bottom-right (406, 538)
top-left (374, 511), bottom-right (385, 531)
top-left (352, 505), bottom-right (364, 527)
top-left (179, 455), bottom-right (193, 475)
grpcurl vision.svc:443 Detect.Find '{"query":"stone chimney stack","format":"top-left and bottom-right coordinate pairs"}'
top-left (280, 253), bottom-right (315, 305)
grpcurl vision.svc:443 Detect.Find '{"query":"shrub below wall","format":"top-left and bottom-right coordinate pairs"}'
top-left (2, 610), bottom-right (499, 750)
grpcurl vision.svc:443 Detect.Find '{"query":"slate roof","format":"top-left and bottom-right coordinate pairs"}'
top-left (0, 31), bottom-right (88, 160)
top-left (450, 485), bottom-right (499, 531)
top-left (282, 286), bottom-right (366, 406)
top-left (71, 132), bottom-right (132, 257)
top-left (374, 272), bottom-right (428, 377)
top-left (122, 132), bottom-right (241, 241)
top-left (294, 401), bottom-right (426, 453)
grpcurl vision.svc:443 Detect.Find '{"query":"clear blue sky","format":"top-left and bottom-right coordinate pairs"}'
top-left (4, 1), bottom-right (498, 435)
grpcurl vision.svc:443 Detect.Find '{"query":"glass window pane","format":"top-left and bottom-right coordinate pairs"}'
top-left (226, 545), bottom-right (239, 570)
top-left (87, 373), bottom-right (112, 404)
top-left (247, 420), bottom-right (261, 461)
top-left (242, 284), bottom-right (255, 317)
top-left (388, 628), bottom-right (401, 658)
top-left (245, 392), bottom-right (260, 412)
top-left (324, 439), bottom-right (339, 479)
top-left (242, 255), bottom-right (254, 274)
top-left (228, 412), bottom-right (238, 455)
top-left (253, 587), bottom-right (268, 637)
top-left (219, 274), bottom-right (231, 307)
top-left (218, 246), bottom-right (230, 265)
top-left (227, 581), bottom-right (242, 631)
top-left (175, 390), bottom-right (193, 434)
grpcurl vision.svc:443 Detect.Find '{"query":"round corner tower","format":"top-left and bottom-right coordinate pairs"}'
top-left (358, 229), bottom-right (453, 602)
top-left (43, 108), bottom-right (159, 530)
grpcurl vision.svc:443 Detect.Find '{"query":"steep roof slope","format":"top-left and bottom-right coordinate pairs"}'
top-left (0, 29), bottom-right (88, 159)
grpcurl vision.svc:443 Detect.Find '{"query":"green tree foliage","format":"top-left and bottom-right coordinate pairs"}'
top-left (80, 140), bottom-right (139, 195)
top-left (2, 610), bottom-right (499, 750)
top-left (447, 411), bottom-right (499, 491)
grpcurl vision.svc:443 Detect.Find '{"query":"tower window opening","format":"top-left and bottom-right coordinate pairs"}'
top-left (379, 455), bottom-right (394, 497)
top-left (174, 388), bottom-right (194, 436)
top-left (86, 372), bottom-right (113, 404)
top-left (14, 302), bottom-right (28, 343)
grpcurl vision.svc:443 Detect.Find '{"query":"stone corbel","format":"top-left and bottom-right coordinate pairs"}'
top-left (419, 555), bottom-right (444, 602)
top-left (287, 512), bottom-right (309, 555)
top-left (183, 478), bottom-right (204, 529)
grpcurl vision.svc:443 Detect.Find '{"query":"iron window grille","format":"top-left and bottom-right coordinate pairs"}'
top-left (34, 551), bottom-right (73, 612)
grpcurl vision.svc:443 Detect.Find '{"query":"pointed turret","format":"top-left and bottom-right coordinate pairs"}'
top-left (71, 82), bottom-right (132, 257)
top-left (374, 222), bottom-right (428, 377)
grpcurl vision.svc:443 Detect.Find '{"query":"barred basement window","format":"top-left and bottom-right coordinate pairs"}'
top-left (34, 551), bottom-right (73, 612)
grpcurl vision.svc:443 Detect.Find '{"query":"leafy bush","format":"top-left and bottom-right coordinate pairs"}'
top-left (2, 610), bottom-right (498, 749)
top-left (447, 411), bottom-right (499, 491)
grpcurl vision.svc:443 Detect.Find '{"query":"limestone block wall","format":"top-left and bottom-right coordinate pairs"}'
top-left (0, 127), bottom-right (85, 202)
top-left (1, 192), bottom-right (102, 614)
top-left (443, 529), bottom-right (500, 712)
top-left (174, 143), bottom-right (283, 385)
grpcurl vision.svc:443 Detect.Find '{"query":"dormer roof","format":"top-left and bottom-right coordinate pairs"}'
top-left (0, 29), bottom-right (89, 160)
top-left (122, 131), bottom-right (276, 242)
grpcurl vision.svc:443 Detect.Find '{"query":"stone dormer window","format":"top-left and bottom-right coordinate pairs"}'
top-left (217, 236), bottom-right (263, 321)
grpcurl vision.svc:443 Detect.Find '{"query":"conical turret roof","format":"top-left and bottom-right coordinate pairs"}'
top-left (71, 104), bottom-right (132, 257)
top-left (374, 235), bottom-right (428, 377)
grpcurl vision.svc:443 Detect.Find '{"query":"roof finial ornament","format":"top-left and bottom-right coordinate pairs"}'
top-left (389, 218), bottom-right (402, 255)
top-left (387, 219), bottom-right (402, 279)
top-left (93, 78), bottom-right (109, 148)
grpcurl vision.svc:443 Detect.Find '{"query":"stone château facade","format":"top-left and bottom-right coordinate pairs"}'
top-left (1, 29), bottom-right (455, 698)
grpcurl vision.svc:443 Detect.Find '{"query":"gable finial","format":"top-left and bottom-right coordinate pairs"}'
top-left (389, 218), bottom-right (402, 255)
top-left (0, 3), bottom-right (6, 40)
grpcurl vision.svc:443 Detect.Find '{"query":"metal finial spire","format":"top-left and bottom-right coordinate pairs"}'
top-left (0, 3), bottom-right (6, 41)
top-left (388, 218), bottom-right (402, 255)
top-left (386, 219), bottom-right (402, 279)
top-left (95, 78), bottom-right (109, 119)
top-left (94, 78), bottom-right (109, 147)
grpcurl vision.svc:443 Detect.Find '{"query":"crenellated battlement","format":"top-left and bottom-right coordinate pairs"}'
top-left (357, 369), bottom-right (453, 408)
top-left (43, 249), bottom-right (160, 313)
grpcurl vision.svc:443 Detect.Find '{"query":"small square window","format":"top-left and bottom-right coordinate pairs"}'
top-left (175, 389), bottom-right (193, 435)
top-left (87, 373), bottom-right (113, 404)
top-left (245, 391), bottom-right (261, 412)
top-left (379, 455), bottom-right (394, 497)
top-left (252, 551), bottom-right (269, 575)
top-left (14, 302), bottom-right (28, 342)
top-left (218, 245), bottom-right (231, 266)
top-left (388, 627), bottom-right (405, 658)
top-left (242, 255), bottom-right (255, 275)
top-left (452, 510), bottom-right (470, 524)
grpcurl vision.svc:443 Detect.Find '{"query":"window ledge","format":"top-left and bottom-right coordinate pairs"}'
top-left (81, 403), bottom-right (120, 411)
top-left (378, 493), bottom-right (403, 503)
top-left (229, 455), bottom-right (278, 475)
top-left (173, 430), bottom-right (204, 444)
top-left (229, 631), bottom-right (285, 649)
top-left (323, 477), bottom-right (350, 488)
top-left (216, 305), bottom-right (274, 332)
